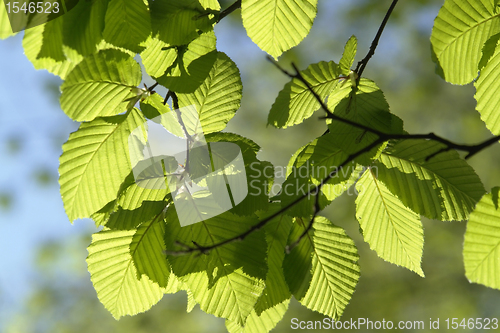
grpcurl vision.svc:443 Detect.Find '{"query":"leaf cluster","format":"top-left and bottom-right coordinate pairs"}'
top-left (1, 0), bottom-right (500, 332)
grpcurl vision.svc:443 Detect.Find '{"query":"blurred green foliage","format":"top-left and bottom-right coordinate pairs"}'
top-left (2, 0), bottom-right (500, 331)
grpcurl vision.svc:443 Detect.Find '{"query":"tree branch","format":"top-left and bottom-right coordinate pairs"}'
top-left (354, 0), bottom-right (399, 80)
top-left (217, 0), bottom-right (241, 23)
top-left (164, 59), bottom-right (499, 256)
top-left (163, 0), bottom-right (499, 256)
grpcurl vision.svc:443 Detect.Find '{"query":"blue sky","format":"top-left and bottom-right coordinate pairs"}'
top-left (0, 33), bottom-right (93, 323)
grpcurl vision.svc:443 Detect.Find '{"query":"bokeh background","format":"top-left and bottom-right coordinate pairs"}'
top-left (1, 0), bottom-right (500, 332)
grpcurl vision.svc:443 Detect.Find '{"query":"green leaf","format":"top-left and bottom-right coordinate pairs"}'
top-left (339, 35), bottom-right (357, 74)
top-left (106, 178), bottom-right (169, 230)
top-left (326, 79), bottom-right (405, 165)
top-left (224, 210), bottom-right (293, 332)
top-left (204, 132), bottom-right (273, 217)
top-left (142, 32), bottom-right (218, 93)
top-left (157, 31), bottom-right (218, 93)
top-left (131, 216), bottom-right (170, 288)
top-left (150, 0), bottom-right (219, 46)
top-left (165, 209), bottom-right (268, 325)
top-left (268, 61), bottom-right (342, 128)
top-left (103, 0), bottom-right (152, 53)
top-left (62, 0), bottom-right (107, 56)
top-left (254, 209), bottom-right (293, 315)
top-left (280, 133), bottom-right (360, 217)
top-left (178, 52), bottom-right (242, 134)
top-left (0, 0), bottom-right (16, 39)
top-left (356, 168), bottom-right (424, 276)
top-left (430, 0), bottom-right (500, 84)
top-left (377, 140), bottom-right (485, 221)
top-left (241, 0), bottom-right (318, 58)
top-left (23, 18), bottom-right (82, 79)
top-left (139, 93), bottom-right (186, 137)
top-left (140, 36), bottom-right (178, 78)
top-left (283, 217), bottom-right (360, 320)
top-left (225, 300), bottom-right (290, 333)
top-left (60, 49), bottom-right (142, 121)
top-left (474, 36), bottom-right (500, 135)
top-left (59, 109), bottom-right (145, 221)
top-left (464, 187), bottom-right (500, 290)
top-left (87, 229), bottom-right (164, 319)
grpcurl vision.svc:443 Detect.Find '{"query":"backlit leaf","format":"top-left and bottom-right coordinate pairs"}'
top-left (241, 0), bottom-right (318, 58)
top-left (178, 52), bottom-right (242, 134)
top-left (59, 109), bottom-right (145, 221)
top-left (165, 209), bottom-right (267, 325)
top-left (60, 49), bottom-right (142, 121)
top-left (283, 217), bottom-right (359, 320)
top-left (268, 61), bottom-right (342, 128)
top-left (0, 0), bottom-right (16, 39)
top-left (103, 0), bottom-right (152, 53)
top-left (474, 36), bottom-right (500, 135)
top-left (463, 187), bottom-right (500, 290)
top-left (356, 168), bottom-right (424, 276)
top-left (430, 0), bottom-right (500, 84)
top-left (376, 140), bottom-right (485, 221)
top-left (87, 229), bottom-right (164, 319)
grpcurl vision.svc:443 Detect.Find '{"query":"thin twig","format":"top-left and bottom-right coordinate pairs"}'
top-left (354, 0), bottom-right (399, 80)
top-left (217, 0), bottom-right (241, 23)
top-left (269, 59), bottom-right (500, 160)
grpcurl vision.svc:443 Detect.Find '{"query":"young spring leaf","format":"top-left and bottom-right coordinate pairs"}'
top-left (22, 18), bottom-right (82, 79)
top-left (254, 208), bottom-right (293, 314)
top-left (241, 0), bottom-right (318, 59)
top-left (86, 228), bottom-right (165, 319)
top-left (463, 187), bottom-right (500, 290)
top-left (202, 132), bottom-right (273, 216)
top-left (268, 61), bottom-right (342, 128)
top-left (225, 300), bottom-right (290, 333)
top-left (131, 216), bottom-right (170, 288)
top-left (150, 0), bottom-right (219, 46)
top-left (140, 36), bottom-right (178, 78)
top-left (60, 49), bottom-right (142, 121)
top-left (0, 0), bottom-right (16, 40)
top-left (326, 78), bottom-right (404, 165)
top-left (430, 0), bottom-right (500, 84)
top-left (103, 0), bottom-right (152, 53)
top-left (105, 175), bottom-right (170, 230)
top-left (177, 52), bottom-right (242, 134)
top-left (283, 216), bottom-right (360, 320)
top-left (478, 32), bottom-right (500, 70)
top-left (156, 31), bottom-right (218, 93)
top-left (376, 140), bottom-right (485, 221)
top-left (62, 0), bottom-right (107, 56)
top-left (474, 36), bottom-right (500, 135)
top-left (59, 108), bottom-right (145, 222)
top-left (165, 209), bottom-right (268, 325)
top-left (280, 133), bottom-right (360, 217)
top-left (225, 208), bottom-right (293, 333)
top-left (356, 168), bottom-right (424, 276)
top-left (339, 35), bottom-right (357, 75)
